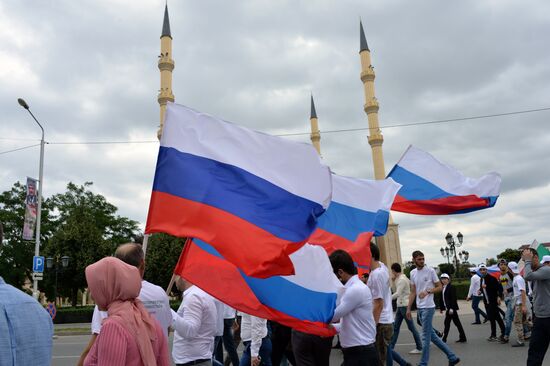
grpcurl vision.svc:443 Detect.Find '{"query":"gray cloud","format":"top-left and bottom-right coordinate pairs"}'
top-left (1, 0), bottom-right (549, 265)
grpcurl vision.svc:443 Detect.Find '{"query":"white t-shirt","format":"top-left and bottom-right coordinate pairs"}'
top-left (211, 297), bottom-right (225, 337)
top-left (332, 275), bottom-right (376, 348)
top-left (91, 280), bottom-right (173, 339)
top-left (367, 262), bottom-right (394, 324)
top-left (513, 275), bottom-right (526, 305)
top-left (223, 304), bottom-right (236, 319)
top-left (410, 266), bottom-right (439, 309)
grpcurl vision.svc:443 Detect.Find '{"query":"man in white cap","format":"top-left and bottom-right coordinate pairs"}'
top-left (440, 273), bottom-right (466, 343)
top-left (508, 261), bottom-right (529, 347)
top-left (522, 250), bottom-right (550, 365)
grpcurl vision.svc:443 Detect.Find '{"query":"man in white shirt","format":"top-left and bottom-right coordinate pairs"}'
top-left (388, 263), bottom-right (422, 365)
top-left (466, 268), bottom-right (488, 324)
top-left (367, 243), bottom-right (396, 365)
top-left (330, 249), bottom-right (378, 365)
top-left (77, 243), bottom-right (172, 366)
top-left (406, 250), bottom-right (460, 366)
top-left (508, 261), bottom-right (530, 347)
top-left (240, 313), bottom-right (271, 366)
top-left (212, 298), bottom-right (225, 364)
top-left (172, 277), bottom-right (218, 366)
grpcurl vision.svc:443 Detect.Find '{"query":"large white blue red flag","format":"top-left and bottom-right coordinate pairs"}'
top-left (388, 145), bottom-right (501, 215)
top-left (145, 103), bottom-right (332, 278)
top-left (308, 174), bottom-right (401, 273)
top-left (175, 239), bottom-right (344, 336)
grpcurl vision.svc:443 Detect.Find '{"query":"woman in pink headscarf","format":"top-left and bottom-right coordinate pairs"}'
top-left (83, 257), bottom-right (169, 366)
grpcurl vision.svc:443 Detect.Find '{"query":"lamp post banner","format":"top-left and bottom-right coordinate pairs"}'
top-left (22, 177), bottom-right (38, 241)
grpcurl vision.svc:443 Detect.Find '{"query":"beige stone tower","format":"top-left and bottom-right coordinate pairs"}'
top-left (359, 21), bottom-right (402, 265)
top-left (309, 95), bottom-right (321, 155)
top-left (157, 4), bottom-right (175, 140)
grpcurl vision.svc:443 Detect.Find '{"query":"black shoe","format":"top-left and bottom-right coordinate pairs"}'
top-left (499, 336), bottom-right (509, 344)
top-left (449, 358), bottom-right (461, 366)
top-left (511, 341), bottom-right (525, 347)
top-left (456, 339), bottom-right (467, 343)
top-left (471, 321), bottom-right (481, 325)
top-left (483, 318), bottom-right (488, 323)
top-left (435, 330), bottom-right (443, 338)
top-left (487, 336), bottom-right (498, 342)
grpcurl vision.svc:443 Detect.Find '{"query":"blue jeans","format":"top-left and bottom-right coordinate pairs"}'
top-left (386, 307), bottom-right (422, 366)
top-left (472, 296), bottom-right (487, 323)
top-left (503, 297), bottom-right (514, 337)
top-left (240, 338), bottom-right (272, 366)
top-left (417, 307), bottom-right (459, 366)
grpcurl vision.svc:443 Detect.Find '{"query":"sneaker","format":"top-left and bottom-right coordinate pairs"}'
top-left (471, 321), bottom-right (482, 325)
top-left (487, 336), bottom-right (498, 342)
top-left (483, 318), bottom-right (489, 323)
top-left (455, 339), bottom-right (467, 343)
top-left (524, 332), bottom-right (531, 340)
top-left (512, 341), bottom-right (525, 347)
top-left (499, 336), bottom-right (509, 344)
top-left (409, 348), bottom-right (422, 354)
top-left (449, 358), bottom-right (461, 366)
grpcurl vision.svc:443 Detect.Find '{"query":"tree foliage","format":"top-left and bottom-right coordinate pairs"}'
top-left (496, 248), bottom-right (522, 263)
top-left (0, 181), bottom-right (140, 305)
top-left (438, 263), bottom-right (455, 276)
top-left (143, 233), bottom-right (186, 296)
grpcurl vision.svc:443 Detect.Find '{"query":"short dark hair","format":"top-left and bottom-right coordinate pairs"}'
top-left (391, 263), bottom-right (402, 273)
top-left (412, 250), bottom-right (424, 259)
top-left (528, 248), bottom-right (539, 258)
top-left (370, 242), bottom-right (380, 261)
top-left (329, 250), bottom-right (357, 276)
top-left (115, 243), bottom-right (144, 268)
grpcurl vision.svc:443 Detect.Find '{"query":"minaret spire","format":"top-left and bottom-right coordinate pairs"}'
top-left (309, 94), bottom-right (321, 155)
top-left (161, 4), bottom-right (172, 39)
top-left (157, 3), bottom-right (175, 140)
top-left (358, 20), bottom-right (402, 265)
top-left (359, 20), bottom-right (369, 52)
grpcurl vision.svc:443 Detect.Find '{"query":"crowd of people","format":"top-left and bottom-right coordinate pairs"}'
top-left (1, 243), bottom-right (549, 366)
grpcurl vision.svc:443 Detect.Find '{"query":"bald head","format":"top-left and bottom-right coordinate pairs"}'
top-left (115, 243), bottom-right (145, 277)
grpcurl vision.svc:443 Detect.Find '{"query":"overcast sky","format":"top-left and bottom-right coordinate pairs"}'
top-left (1, 0), bottom-right (549, 266)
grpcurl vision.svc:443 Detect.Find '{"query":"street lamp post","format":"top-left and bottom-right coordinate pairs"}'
top-left (440, 246), bottom-right (451, 265)
top-left (46, 255), bottom-right (70, 306)
top-left (18, 98), bottom-right (45, 300)
top-left (458, 250), bottom-right (470, 263)
top-left (443, 232), bottom-right (464, 275)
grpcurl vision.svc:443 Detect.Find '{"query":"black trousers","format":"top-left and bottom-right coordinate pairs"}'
top-left (527, 316), bottom-right (550, 366)
top-left (271, 322), bottom-right (296, 366)
top-left (442, 309), bottom-right (466, 341)
top-left (486, 301), bottom-right (505, 337)
top-left (290, 329), bottom-right (332, 366)
top-left (341, 344), bottom-right (378, 366)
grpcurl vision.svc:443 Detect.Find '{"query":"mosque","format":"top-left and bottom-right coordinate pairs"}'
top-left (155, 5), bottom-right (403, 266)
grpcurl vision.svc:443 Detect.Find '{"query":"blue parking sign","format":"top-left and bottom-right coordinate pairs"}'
top-left (33, 256), bottom-right (45, 273)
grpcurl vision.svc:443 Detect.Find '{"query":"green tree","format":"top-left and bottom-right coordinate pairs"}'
top-left (496, 248), bottom-right (522, 263)
top-left (43, 182), bottom-right (140, 305)
top-left (438, 263), bottom-right (455, 276)
top-left (143, 233), bottom-right (186, 295)
top-left (0, 182), bottom-right (55, 288)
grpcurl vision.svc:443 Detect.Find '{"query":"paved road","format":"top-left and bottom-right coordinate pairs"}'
top-left (53, 311), bottom-right (530, 365)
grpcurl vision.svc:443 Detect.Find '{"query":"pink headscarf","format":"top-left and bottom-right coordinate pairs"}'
top-left (85, 257), bottom-right (158, 366)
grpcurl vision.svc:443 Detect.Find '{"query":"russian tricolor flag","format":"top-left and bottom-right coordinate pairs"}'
top-left (146, 103), bottom-right (332, 278)
top-left (175, 239), bottom-right (344, 336)
top-left (308, 175), bottom-right (401, 273)
top-left (388, 145), bottom-right (501, 215)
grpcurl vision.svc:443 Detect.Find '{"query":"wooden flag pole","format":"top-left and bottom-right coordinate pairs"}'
top-left (166, 238), bottom-right (191, 295)
top-left (142, 234), bottom-right (150, 258)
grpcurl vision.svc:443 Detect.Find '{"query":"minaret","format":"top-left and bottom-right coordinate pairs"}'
top-left (359, 21), bottom-right (402, 265)
top-left (309, 95), bottom-right (321, 155)
top-left (157, 4), bottom-right (175, 140)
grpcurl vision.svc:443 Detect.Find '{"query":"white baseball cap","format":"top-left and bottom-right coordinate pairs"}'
top-left (508, 261), bottom-right (519, 274)
top-left (542, 255), bottom-right (550, 264)
top-left (440, 273), bottom-right (450, 279)
top-left (478, 263), bottom-right (487, 269)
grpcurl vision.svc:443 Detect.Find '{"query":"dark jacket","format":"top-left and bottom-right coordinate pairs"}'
top-left (480, 274), bottom-right (503, 305)
top-left (441, 283), bottom-right (459, 311)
